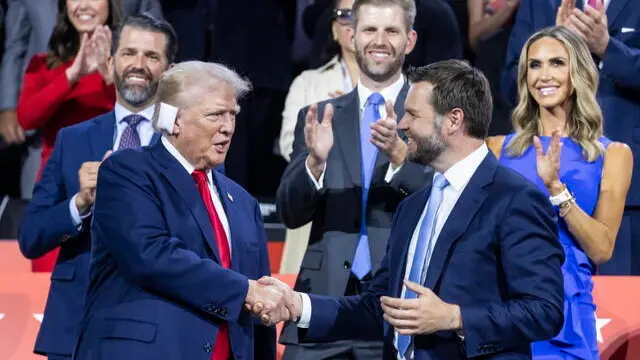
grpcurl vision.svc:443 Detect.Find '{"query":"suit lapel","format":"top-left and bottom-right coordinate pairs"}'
top-left (332, 90), bottom-right (362, 187)
top-left (151, 141), bottom-right (220, 263)
top-left (606, 0), bottom-right (632, 29)
top-left (392, 188), bottom-right (429, 298)
top-left (423, 154), bottom-right (497, 290)
top-left (149, 132), bottom-right (162, 146)
top-left (210, 172), bottom-right (242, 272)
top-left (88, 111), bottom-right (116, 160)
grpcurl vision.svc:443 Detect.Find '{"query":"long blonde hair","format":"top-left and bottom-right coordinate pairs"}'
top-left (508, 26), bottom-right (604, 162)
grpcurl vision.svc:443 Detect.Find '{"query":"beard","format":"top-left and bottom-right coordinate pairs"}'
top-left (355, 42), bottom-right (405, 83)
top-left (408, 124), bottom-right (447, 166)
top-left (114, 68), bottom-right (158, 107)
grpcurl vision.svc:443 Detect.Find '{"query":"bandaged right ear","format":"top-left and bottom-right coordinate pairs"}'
top-left (156, 102), bottom-right (179, 134)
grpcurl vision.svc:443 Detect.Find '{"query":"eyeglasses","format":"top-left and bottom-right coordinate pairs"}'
top-left (333, 8), bottom-right (353, 23)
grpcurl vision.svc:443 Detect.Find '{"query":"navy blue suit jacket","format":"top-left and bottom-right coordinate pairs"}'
top-left (302, 154), bottom-right (565, 359)
top-left (501, 0), bottom-right (640, 206)
top-left (18, 111), bottom-right (139, 356)
top-left (72, 140), bottom-right (275, 360)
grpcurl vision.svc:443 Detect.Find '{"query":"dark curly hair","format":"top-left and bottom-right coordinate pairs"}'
top-left (46, 0), bottom-right (123, 69)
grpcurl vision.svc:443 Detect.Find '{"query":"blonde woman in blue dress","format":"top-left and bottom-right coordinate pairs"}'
top-left (487, 26), bottom-right (632, 360)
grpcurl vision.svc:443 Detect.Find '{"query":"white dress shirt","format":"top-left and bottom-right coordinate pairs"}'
top-left (160, 136), bottom-right (232, 252)
top-left (298, 143), bottom-right (490, 360)
top-left (69, 103), bottom-right (157, 229)
top-left (306, 74), bottom-right (407, 189)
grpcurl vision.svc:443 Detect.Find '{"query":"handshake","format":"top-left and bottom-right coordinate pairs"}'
top-left (245, 277), bottom-right (302, 326)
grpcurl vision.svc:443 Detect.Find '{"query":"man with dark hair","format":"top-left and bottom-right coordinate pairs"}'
top-left (264, 59), bottom-right (565, 360)
top-left (276, 0), bottom-right (432, 358)
top-left (18, 13), bottom-right (173, 360)
top-left (0, 0), bottom-right (163, 201)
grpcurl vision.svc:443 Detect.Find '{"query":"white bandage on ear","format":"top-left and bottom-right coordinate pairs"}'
top-left (156, 102), bottom-right (179, 134)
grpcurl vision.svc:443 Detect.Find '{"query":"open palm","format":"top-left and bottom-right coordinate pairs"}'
top-left (304, 103), bottom-right (334, 162)
top-left (533, 131), bottom-right (562, 186)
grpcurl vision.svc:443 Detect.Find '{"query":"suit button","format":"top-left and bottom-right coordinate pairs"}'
top-left (343, 261), bottom-right (351, 269)
top-left (203, 342), bottom-right (212, 353)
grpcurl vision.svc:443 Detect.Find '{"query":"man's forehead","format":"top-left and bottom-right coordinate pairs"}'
top-left (355, 4), bottom-right (405, 26)
top-left (118, 26), bottom-right (166, 50)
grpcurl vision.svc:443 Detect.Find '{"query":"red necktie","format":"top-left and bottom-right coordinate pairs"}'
top-left (192, 170), bottom-right (232, 360)
top-left (587, 0), bottom-right (597, 8)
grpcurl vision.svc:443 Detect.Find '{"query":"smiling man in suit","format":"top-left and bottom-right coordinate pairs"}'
top-left (17, 14), bottom-right (175, 360)
top-left (73, 60), bottom-right (285, 360)
top-left (276, 0), bottom-right (433, 359)
top-left (262, 60), bottom-right (565, 360)
top-left (501, 0), bottom-right (640, 275)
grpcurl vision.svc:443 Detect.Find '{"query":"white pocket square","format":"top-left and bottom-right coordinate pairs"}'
top-left (621, 27), bottom-right (635, 33)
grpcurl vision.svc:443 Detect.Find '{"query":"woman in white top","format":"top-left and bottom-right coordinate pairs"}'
top-left (278, 0), bottom-right (358, 274)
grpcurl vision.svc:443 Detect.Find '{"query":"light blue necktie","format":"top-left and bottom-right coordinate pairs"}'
top-left (351, 92), bottom-right (385, 280)
top-left (396, 173), bottom-right (449, 358)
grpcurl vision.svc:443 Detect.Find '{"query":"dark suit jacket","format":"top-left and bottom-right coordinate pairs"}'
top-left (17, 111), bottom-right (158, 355)
top-left (276, 83), bottom-right (433, 344)
top-left (302, 153), bottom-right (565, 359)
top-left (162, 0), bottom-right (295, 91)
top-left (501, 0), bottom-right (640, 206)
top-left (307, 0), bottom-right (463, 69)
top-left (73, 140), bottom-right (275, 360)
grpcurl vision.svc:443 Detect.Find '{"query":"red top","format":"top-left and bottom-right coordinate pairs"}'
top-left (17, 54), bottom-right (116, 272)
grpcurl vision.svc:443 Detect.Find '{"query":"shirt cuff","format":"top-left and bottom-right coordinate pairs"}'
top-left (305, 157), bottom-right (326, 190)
top-left (69, 194), bottom-right (92, 231)
top-left (384, 163), bottom-right (403, 183)
top-left (296, 292), bottom-right (312, 328)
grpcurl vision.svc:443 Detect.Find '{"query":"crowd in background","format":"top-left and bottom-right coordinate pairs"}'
top-left (0, 0), bottom-right (636, 271)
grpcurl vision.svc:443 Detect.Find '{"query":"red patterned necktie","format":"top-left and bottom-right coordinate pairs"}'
top-left (192, 169), bottom-right (231, 360)
top-left (587, 0), bottom-right (597, 8)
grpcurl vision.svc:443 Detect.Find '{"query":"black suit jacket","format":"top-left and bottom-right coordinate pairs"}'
top-left (276, 82), bottom-right (433, 344)
top-left (162, 0), bottom-right (295, 90)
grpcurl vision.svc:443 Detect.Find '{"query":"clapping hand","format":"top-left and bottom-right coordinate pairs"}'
top-left (533, 129), bottom-right (563, 192)
top-left (304, 103), bottom-right (334, 180)
top-left (556, 0), bottom-right (609, 56)
top-left (86, 25), bottom-right (113, 85)
top-left (66, 26), bottom-right (113, 84)
top-left (370, 99), bottom-right (406, 167)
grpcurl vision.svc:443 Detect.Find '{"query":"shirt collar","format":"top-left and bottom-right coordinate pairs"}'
top-left (114, 102), bottom-right (155, 124)
top-left (356, 74), bottom-right (405, 111)
top-left (441, 142), bottom-right (489, 192)
top-left (160, 136), bottom-right (214, 185)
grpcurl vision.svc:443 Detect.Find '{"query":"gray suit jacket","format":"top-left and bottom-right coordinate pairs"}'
top-left (0, 0), bottom-right (163, 110)
top-left (276, 82), bottom-right (433, 344)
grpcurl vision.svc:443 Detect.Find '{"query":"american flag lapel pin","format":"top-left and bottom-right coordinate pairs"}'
top-left (227, 192), bottom-right (233, 202)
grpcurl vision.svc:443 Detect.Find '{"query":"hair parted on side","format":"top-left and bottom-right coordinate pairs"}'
top-left (152, 61), bottom-right (252, 134)
top-left (352, 0), bottom-right (416, 31)
top-left (111, 12), bottom-right (179, 63)
top-left (407, 59), bottom-right (493, 139)
top-left (509, 26), bottom-right (604, 162)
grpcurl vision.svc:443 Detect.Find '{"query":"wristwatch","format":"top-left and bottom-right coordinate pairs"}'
top-left (549, 183), bottom-right (574, 206)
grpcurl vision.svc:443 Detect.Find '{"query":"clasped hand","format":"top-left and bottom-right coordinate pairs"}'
top-left (245, 277), bottom-right (302, 326)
